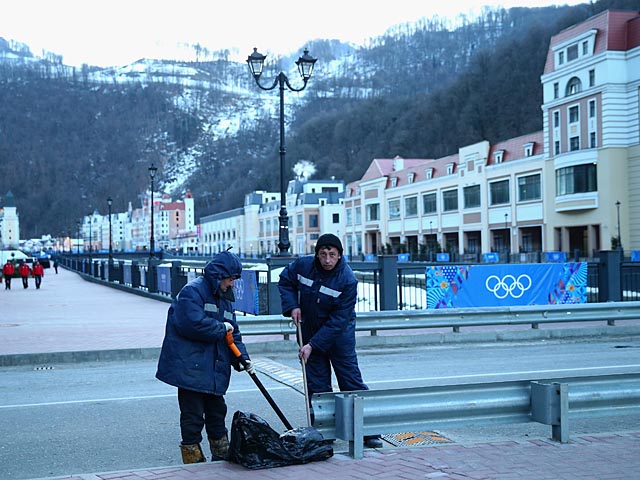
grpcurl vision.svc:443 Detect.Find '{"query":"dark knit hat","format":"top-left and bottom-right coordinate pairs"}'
top-left (315, 233), bottom-right (343, 255)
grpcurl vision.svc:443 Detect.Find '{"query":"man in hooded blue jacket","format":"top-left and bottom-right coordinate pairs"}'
top-left (156, 250), bottom-right (253, 463)
top-left (278, 233), bottom-right (383, 449)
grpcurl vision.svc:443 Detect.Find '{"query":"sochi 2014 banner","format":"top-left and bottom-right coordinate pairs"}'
top-left (426, 263), bottom-right (587, 309)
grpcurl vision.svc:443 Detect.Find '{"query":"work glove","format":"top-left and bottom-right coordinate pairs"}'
top-left (223, 322), bottom-right (234, 333)
top-left (239, 360), bottom-right (255, 375)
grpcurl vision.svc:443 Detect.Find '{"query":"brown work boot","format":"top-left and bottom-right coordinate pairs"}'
top-left (209, 435), bottom-right (229, 461)
top-left (180, 443), bottom-right (206, 464)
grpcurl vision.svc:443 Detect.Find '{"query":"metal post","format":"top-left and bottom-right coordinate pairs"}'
top-left (616, 201), bottom-right (622, 251)
top-left (148, 163), bottom-right (158, 259)
top-left (107, 197), bottom-right (113, 264)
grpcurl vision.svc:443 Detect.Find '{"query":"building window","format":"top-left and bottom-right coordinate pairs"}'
top-left (297, 214), bottom-right (303, 228)
top-left (366, 203), bottom-right (379, 221)
top-left (390, 177), bottom-right (398, 188)
top-left (556, 163), bottom-right (597, 196)
top-left (566, 77), bottom-right (582, 96)
top-left (408, 172), bottom-right (415, 184)
top-left (493, 150), bottom-right (504, 164)
top-left (309, 214), bottom-right (318, 228)
top-left (463, 185), bottom-right (481, 209)
top-left (589, 69), bottom-right (595, 87)
top-left (446, 163), bottom-right (455, 175)
top-left (489, 179), bottom-right (510, 205)
top-left (524, 142), bottom-right (534, 157)
top-left (388, 199), bottom-right (400, 219)
top-left (567, 44), bottom-right (578, 62)
top-left (589, 99), bottom-right (596, 118)
top-left (355, 207), bottom-right (361, 225)
top-left (570, 136), bottom-right (580, 151)
top-left (553, 111), bottom-right (560, 128)
top-left (332, 213), bottom-right (340, 224)
top-left (442, 189), bottom-right (458, 212)
top-left (517, 174), bottom-right (541, 202)
top-left (558, 51), bottom-right (564, 65)
top-left (422, 193), bottom-right (436, 214)
top-left (404, 196), bottom-right (418, 217)
top-left (569, 105), bottom-right (579, 123)
top-left (582, 41), bottom-right (589, 55)
top-left (426, 168), bottom-right (434, 179)
top-left (346, 209), bottom-right (352, 226)
top-left (590, 132), bottom-right (597, 148)
top-left (554, 82), bottom-right (559, 99)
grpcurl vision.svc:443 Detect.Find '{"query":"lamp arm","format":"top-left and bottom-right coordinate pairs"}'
top-left (282, 74), bottom-right (310, 93)
top-left (252, 75), bottom-right (279, 92)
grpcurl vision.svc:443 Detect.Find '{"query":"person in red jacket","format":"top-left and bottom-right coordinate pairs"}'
top-left (33, 260), bottom-right (45, 289)
top-left (19, 260), bottom-right (31, 289)
top-left (2, 260), bottom-right (15, 290)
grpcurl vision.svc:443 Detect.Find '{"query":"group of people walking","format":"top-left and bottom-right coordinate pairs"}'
top-left (2, 259), bottom-right (45, 289)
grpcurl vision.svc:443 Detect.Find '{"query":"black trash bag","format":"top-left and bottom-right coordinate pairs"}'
top-left (228, 410), bottom-right (333, 469)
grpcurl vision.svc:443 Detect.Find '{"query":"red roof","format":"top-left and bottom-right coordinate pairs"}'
top-left (544, 10), bottom-right (640, 74)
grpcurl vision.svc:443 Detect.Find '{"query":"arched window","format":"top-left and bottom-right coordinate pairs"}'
top-left (566, 77), bottom-right (582, 96)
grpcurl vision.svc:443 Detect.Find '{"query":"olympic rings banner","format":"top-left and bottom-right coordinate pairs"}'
top-left (426, 262), bottom-right (587, 309)
top-left (232, 270), bottom-right (260, 315)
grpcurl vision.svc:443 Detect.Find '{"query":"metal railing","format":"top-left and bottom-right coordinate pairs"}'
top-left (311, 366), bottom-right (640, 459)
top-left (234, 301), bottom-right (640, 338)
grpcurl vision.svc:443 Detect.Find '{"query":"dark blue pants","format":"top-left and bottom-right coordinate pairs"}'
top-left (177, 388), bottom-right (227, 444)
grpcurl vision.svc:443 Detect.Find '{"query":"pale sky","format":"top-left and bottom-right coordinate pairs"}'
top-left (1, 0), bottom-right (585, 67)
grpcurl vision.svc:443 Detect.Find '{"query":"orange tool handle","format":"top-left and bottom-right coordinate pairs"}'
top-left (226, 330), bottom-right (242, 359)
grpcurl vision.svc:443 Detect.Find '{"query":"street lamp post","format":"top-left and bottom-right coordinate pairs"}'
top-left (247, 47), bottom-right (317, 255)
top-left (148, 163), bottom-right (158, 259)
top-left (88, 214), bottom-right (93, 257)
top-left (107, 197), bottom-right (113, 264)
top-left (616, 200), bottom-right (622, 251)
top-left (76, 221), bottom-right (80, 255)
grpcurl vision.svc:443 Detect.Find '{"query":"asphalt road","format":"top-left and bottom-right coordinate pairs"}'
top-left (2, 337), bottom-right (640, 480)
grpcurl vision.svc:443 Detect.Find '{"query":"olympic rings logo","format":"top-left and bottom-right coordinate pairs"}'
top-left (485, 274), bottom-right (532, 299)
top-left (233, 278), bottom-right (245, 300)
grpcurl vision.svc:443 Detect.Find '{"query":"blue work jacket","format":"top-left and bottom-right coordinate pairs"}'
top-left (156, 251), bottom-right (249, 395)
top-left (278, 255), bottom-right (358, 353)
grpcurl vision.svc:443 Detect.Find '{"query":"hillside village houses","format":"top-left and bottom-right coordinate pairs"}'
top-left (3, 10), bottom-right (639, 259)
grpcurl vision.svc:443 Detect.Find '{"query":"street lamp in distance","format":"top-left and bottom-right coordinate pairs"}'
top-left (616, 200), bottom-right (622, 252)
top-left (107, 197), bottom-right (113, 264)
top-left (247, 47), bottom-right (317, 255)
top-left (148, 163), bottom-right (158, 259)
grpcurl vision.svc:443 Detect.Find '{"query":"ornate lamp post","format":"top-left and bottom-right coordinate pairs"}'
top-left (148, 163), bottom-right (158, 259)
top-left (88, 213), bottom-right (93, 257)
top-left (107, 197), bottom-right (113, 264)
top-left (616, 200), bottom-right (622, 251)
top-left (247, 47), bottom-right (317, 255)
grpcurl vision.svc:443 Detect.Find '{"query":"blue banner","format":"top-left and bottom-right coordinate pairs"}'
top-left (436, 253), bottom-right (450, 262)
top-left (483, 253), bottom-right (499, 263)
top-left (233, 270), bottom-right (260, 315)
top-left (632, 250), bottom-right (640, 262)
top-left (426, 263), bottom-right (587, 309)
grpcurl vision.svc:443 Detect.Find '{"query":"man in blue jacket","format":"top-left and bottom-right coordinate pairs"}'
top-left (278, 233), bottom-right (383, 449)
top-left (156, 250), bottom-right (254, 463)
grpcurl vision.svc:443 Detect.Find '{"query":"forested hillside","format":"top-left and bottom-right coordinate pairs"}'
top-left (0, 0), bottom-right (636, 238)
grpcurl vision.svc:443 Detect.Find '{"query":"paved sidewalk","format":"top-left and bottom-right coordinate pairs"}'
top-left (33, 432), bottom-right (640, 480)
top-left (2, 267), bottom-right (639, 479)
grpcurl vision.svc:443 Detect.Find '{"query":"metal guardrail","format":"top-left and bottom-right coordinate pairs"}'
top-left (236, 301), bottom-right (640, 338)
top-left (311, 366), bottom-right (640, 459)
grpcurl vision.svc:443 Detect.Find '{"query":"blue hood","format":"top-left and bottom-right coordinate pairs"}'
top-left (204, 251), bottom-right (243, 291)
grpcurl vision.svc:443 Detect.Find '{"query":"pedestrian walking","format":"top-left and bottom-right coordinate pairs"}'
top-left (33, 260), bottom-right (44, 289)
top-left (19, 260), bottom-right (31, 289)
top-left (156, 250), bottom-right (253, 464)
top-left (2, 260), bottom-right (15, 290)
top-left (53, 259), bottom-right (59, 274)
top-left (278, 233), bottom-right (383, 449)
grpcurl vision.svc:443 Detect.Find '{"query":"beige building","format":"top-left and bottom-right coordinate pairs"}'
top-left (345, 9), bottom-right (640, 259)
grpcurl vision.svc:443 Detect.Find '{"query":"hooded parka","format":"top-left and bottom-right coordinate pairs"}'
top-left (156, 251), bottom-right (249, 395)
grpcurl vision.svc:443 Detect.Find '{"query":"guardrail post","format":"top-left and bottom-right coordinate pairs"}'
top-left (598, 250), bottom-right (622, 303)
top-left (531, 381), bottom-right (569, 443)
top-left (170, 261), bottom-right (186, 298)
top-left (335, 393), bottom-right (364, 460)
top-left (131, 261), bottom-right (140, 289)
top-left (378, 255), bottom-right (398, 310)
top-left (266, 257), bottom-right (294, 315)
top-left (147, 259), bottom-right (160, 293)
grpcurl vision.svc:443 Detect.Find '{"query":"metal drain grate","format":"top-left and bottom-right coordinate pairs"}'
top-left (382, 431), bottom-right (453, 447)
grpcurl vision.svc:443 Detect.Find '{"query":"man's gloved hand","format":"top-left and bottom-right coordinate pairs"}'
top-left (223, 322), bottom-right (234, 333)
top-left (240, 360), bottom-right (255, 375)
